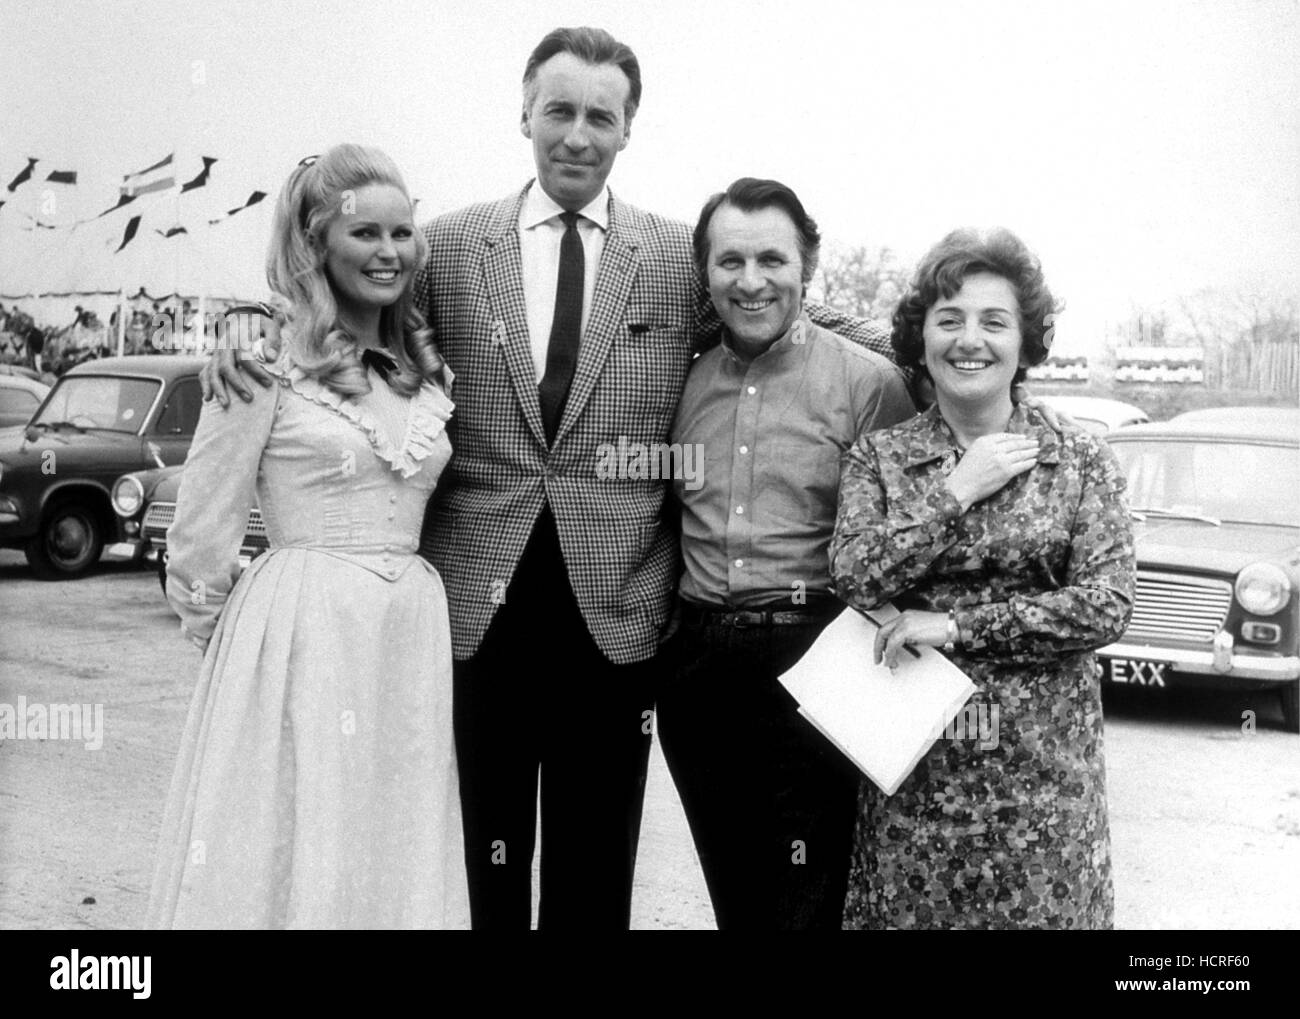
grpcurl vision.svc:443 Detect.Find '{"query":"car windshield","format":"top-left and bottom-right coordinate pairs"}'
top-left (31, 375), bottom-right (160, 434)
top-left (1110, 438), bottom-right (1300, 527)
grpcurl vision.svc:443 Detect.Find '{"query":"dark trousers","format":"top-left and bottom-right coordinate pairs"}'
top-left (453, 508), bottom-right (656, 930)
top-left (656, 609), bottom-right (861, 930)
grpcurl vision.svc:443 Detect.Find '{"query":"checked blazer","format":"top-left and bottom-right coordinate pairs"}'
top-left (414, 182), bottom-right (702, 664)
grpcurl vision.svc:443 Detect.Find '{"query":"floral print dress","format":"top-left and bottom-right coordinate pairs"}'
top-left (830, 403), bottom-right (1135, 929)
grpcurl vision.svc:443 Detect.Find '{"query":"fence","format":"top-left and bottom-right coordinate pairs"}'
top-left (1210, 338), bottom-right (1299, 396)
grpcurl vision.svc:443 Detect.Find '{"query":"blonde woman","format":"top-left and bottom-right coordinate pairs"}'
top-left (147, 144), bottom-right (468, 929)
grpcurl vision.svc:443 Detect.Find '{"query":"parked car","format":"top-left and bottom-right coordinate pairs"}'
top-left (0, 355), bottom-right (206, 578)
top-left (111, 464), bottom-right (267, 592)
top-left (1039, 395), bottom-right (1150, 435)
top-left (0, 371), bottom-right (51, 427)
top-left (1100, 409), bottom-right (1300, 732)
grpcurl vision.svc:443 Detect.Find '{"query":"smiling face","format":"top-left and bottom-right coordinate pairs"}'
top-left (321, 183), bottom-right (418, 320)
top-left (922, 271), bottom-right (1025, 408)
top-left (705, 203), bottom-right (805, 356)
top-left (521, 51), bottom-right (631, 211)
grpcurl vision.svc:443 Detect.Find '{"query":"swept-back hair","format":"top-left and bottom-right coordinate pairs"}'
top-left (522, 26), bottom-right (641, 122)
top-left (693, 177), bottom-right (821, 288)
top-left (265, 142), bottom-right (443, 398)
top-left (891, 227), bottom-right (1060, 389)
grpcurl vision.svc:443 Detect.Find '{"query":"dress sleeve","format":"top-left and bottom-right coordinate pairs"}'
top-left (165, 378), bottom-right (279, 648)
top-left (957, 438), bottom-right (1136, 656)
top-left (829, 433), bottom-right (966, 609)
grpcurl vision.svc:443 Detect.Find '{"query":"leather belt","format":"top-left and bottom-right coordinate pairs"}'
top-left (679, 597), bottom-right (842, 628)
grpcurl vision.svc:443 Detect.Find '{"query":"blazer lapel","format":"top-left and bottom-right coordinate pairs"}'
top-left (552, 191), bottom-right (639, 447)
top-left (481, 184), bottom-right (547, 448)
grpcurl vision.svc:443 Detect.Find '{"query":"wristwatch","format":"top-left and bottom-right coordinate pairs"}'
top-left (944, 609), bottom-right (960, 652)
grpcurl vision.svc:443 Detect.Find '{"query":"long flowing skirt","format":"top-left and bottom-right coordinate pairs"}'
top-left (146, 548), bottom-right (470, 929)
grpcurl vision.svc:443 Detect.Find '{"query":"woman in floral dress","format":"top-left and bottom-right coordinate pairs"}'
top-left (830, 227), bottom-right (1135, 929)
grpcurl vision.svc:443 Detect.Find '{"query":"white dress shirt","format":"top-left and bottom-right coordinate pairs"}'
top-left (518, 182), bottom-right (609, 382)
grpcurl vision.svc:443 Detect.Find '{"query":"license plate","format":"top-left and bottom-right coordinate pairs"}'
top-left (1103, 658), bottom-right (1167, 688)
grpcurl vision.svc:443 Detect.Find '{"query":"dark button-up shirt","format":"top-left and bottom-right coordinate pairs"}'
top-left (672, 313), bottom-right (915, 607)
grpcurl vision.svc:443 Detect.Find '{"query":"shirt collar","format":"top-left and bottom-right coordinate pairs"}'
top-left (901, 401), bottom-right (1061, 468)
top-left (719, 310), bottom-right (810, 367)
top-left (520, 181), bottom-right (610, 232)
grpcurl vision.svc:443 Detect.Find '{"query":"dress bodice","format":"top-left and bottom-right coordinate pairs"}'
top-left (257, 362), bottom-right (453, 581)
top-left (165, 355), bottom-right (455, 646)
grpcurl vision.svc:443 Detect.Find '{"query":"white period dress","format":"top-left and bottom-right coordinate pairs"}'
top-left (145, 354), bottom-right (469, 929)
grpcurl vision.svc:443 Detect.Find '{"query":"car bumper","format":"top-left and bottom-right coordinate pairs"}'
top-left (1099, 641), bottom-right (1300, 682)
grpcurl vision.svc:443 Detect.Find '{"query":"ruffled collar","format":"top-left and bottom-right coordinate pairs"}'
top-left (265, 355), bottom-right (455, 479)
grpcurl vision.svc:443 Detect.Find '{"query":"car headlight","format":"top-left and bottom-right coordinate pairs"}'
top-left (1234, 562), bottom-right (1291, 616)
top-left (111, 475), bottom-right (145, 518)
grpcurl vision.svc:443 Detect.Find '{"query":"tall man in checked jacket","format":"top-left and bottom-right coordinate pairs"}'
top-left (413, 27), bottom-right (699, 930)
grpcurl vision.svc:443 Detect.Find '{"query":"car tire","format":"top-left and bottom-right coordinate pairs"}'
top-left (24, 500), bottom-right (104, 580)
top-left (157, 552), bottom-right (168, 595)
top-left (1281, 681), bottom-right (1299, 735)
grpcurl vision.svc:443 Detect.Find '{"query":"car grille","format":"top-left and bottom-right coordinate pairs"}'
top-left (142, 501), bottom-right (268, 550)
top-left (142, 501), bottom-right (175, 542)
top-left (1126, 571), bottom-right (1232, 643)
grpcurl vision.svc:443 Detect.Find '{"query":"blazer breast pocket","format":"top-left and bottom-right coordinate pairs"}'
top-left (599, 324), bottom-right (692, 423)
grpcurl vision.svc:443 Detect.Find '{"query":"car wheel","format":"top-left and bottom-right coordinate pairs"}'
top-left (1281, 681), bottom-right (1299, 735)
top-left (25, 500), bottom-right (105, 580)
top-left (157, 551), bottom-right (168, 595)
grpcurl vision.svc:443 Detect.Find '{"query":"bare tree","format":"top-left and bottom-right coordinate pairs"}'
top-left (811, 244), bottom-right (912, 323)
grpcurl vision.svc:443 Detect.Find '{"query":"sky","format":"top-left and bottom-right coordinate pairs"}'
top-left (1, 0), bottom-right (1296, 355)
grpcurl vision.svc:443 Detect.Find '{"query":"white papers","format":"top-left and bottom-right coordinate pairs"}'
top-left (779, 604), bottom-right (976, 796)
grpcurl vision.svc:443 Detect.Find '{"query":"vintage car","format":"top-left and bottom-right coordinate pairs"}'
top-left (112, 464), bottom-right (267, 592)
top-left (1100, 408), bottom-right (1300, 732)
top-left (0, 370), bottom-right (51, 427)
top-left (1039, 395), bottom-right (1150, 435)
top-left (0, 355), bottom-right (205, 578)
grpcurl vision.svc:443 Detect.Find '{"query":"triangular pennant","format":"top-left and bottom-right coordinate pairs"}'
top-left (114, 215), bottom-right (142, 253)
top-left (125, 153), bottom-right (173, 179)
top-left (6, 158), bottom-right (37, 192)
top-left (208, 190), bottom-right (266, 224)
top-left (180, 157), bottom-right (217, 193)
top-left (45, 170), bottom-right (77, 185)
top-left (155, 226), bottom-right (189, 238)
top-left (91, 193), bottom-right (137, 220)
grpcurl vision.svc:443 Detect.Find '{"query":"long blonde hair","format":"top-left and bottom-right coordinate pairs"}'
top-left (265, 143), bottom-right (444, 398)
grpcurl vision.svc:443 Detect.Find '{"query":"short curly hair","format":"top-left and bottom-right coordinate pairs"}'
top-left (892, 227), bottom-right (1060, 389)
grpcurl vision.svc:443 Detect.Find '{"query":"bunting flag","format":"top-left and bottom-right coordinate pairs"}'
top-left (121, 153), bottom-right (175, 198)
top-left (89, 193), bottom-right (136, 220)
top-left (155, 225), bottom-right (188, 238)
top-left (180, 157), bottom-right (217, 193)
top-left (22, 214), bottom-right (57, 230)
top-left (208, 190), bottom-right (266, 225)
top-left (7, 158), bottom-right (37, 192)
top-left (46, 170), bottom-right (77, 185)
top-left (114, 214), bottom-right (142, 253)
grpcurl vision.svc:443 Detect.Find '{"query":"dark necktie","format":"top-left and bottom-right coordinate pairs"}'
top-left (538, 210), bottom-right (584, 445)
top-left (361, 345), bottom-right (397, 383)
